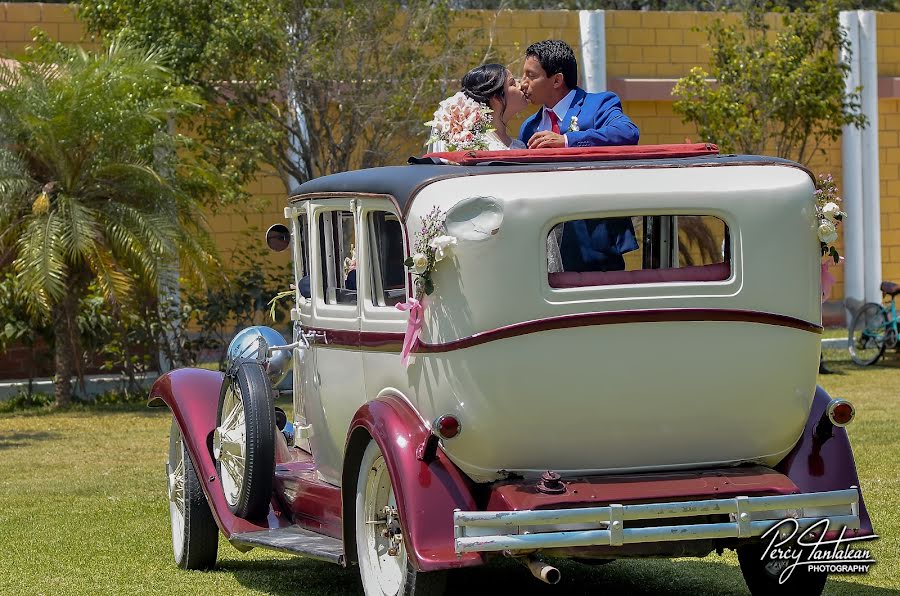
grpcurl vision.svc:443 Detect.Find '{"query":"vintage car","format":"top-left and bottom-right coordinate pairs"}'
top-left (151, 144), bottom-right (873, 595)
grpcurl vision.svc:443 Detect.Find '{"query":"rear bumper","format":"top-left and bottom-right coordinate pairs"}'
top-left (453, 488), bottom-right (860, 554)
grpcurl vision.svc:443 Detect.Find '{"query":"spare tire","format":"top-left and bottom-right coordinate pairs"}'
top-left (214, 359), bottom-right (275, 519)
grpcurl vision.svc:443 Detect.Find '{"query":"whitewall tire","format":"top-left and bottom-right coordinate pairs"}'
top-left (355, 440), bottom-right (446, 596)
top-left (214, 360), bottom-right (275, 519)
top-left (167, 418), bottom-right (218, 570)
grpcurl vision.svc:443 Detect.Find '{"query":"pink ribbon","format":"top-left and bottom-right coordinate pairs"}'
top-left (821, 257), bottom-right (844, 302)
top-left (395, 297), bottom-right (424, 368)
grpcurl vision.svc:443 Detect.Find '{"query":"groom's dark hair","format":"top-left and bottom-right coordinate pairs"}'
top-left (526, 40), bottom-right (578, 90)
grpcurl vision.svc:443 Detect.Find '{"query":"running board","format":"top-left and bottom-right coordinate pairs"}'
top-left (230, 527), bottom-right (344, 564)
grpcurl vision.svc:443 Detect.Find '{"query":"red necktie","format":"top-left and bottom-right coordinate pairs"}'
top-left (547, 110), bottom-right (561, 134)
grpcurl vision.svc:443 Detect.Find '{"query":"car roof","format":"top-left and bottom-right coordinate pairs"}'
top-left (289, 144), bottom-right (809, 217)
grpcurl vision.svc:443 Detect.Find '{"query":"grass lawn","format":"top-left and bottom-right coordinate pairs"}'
top-left (0, 346), bottom-right (897, 595)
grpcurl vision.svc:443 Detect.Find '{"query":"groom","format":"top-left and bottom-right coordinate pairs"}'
top-left (519, 39), bottom-right (639, 149)
top-left (519, 39), bottom-right (639, 271)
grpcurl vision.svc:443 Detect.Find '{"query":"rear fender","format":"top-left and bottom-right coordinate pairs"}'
top-left (149, 368), bottom-right (286, 537)
top-left (342, 393), bottom-right (484, 572)
top-left (776, 385), bottom-right (874, 537)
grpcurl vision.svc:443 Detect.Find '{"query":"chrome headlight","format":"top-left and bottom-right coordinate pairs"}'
top-left (225, 326), bottom-right (292, 386)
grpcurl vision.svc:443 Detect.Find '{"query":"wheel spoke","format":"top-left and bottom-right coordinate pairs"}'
top-left (220, 451), bottom-right (245, 483)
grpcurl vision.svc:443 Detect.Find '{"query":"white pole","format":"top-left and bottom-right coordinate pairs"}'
top-left (839, 10), bottom-right (865, 318)
top-left (578, 10), bottom-right (606, 92)
top-left (859, 11), bottom-right (882, 305)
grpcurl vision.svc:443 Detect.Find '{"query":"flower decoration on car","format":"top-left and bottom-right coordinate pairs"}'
top-left (425, 92), bottom-right (494, 151)
top-left (404, 206), bottom-right (455, 298)
top-left (396, 206), bottom-right (457, 367)
top-left (815, 173), bottom-right (846, 263)
top-left (568, 116), bottom-right (580, 132)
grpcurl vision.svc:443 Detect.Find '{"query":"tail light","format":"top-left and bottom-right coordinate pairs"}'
top-left (827, 399), bottom-right (855, 426)
top-left (815, 398), bottom-right (856, 444)
top-left (434, 415), bottom-right (461, 439)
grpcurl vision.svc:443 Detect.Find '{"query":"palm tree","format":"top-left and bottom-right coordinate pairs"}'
top-left (0, 36), bottom-right (224, 406)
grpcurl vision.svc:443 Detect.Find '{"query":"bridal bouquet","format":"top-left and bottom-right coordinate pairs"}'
top-left (425, 92), bottom-right (494, 151)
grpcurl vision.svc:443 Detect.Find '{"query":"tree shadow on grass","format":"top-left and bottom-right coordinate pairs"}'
top-left (0, 401), bottom-right (164, 419)
top-left (224, 555), bottom-right (900, 596)
top-left (822, 354), bottom-right (900, 374)
top-left (0, 430), bottom-right (58, 450)
top-left (222, 558), bottom-right (361, 596)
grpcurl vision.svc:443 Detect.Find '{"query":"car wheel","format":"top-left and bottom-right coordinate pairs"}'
top-left (214, 359), bottom-right (275, 519)
top-left (848, 302), bottom-right (887, 366)
top-left (737, 542), bottom-right (827, 596)
top-left (355, 440), bottom-right (446, 596)
top-left (168, 418), bottom-right (218, 570)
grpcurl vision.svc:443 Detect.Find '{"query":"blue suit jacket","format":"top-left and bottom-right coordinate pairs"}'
top-left (521, 88), bottom-right (640, 272)
top-left (518, 88), bottom-right (639, 147)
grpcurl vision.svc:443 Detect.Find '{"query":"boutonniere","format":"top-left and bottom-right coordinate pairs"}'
top-left (568, 116), bottom-right (580, 132)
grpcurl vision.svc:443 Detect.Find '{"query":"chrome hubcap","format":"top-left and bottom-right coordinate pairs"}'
top-left (167, 421), bottom-right (186, 555)
top-left (364, 454), bottom-right (405, 594)
top-left (215, 383), bottom-right (246, 507)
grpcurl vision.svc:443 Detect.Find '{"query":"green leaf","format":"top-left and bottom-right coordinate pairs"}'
top-left (404, 257), bottom-right (414, 267)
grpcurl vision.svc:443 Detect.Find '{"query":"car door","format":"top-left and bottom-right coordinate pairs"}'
top-left (358, 200), bottom-right (411, 403)
top-left (297, 198), bottom-right (364, 485)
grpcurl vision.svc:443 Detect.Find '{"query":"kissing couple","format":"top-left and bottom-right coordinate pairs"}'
top-left (426, 39), bottom-right (639, 153)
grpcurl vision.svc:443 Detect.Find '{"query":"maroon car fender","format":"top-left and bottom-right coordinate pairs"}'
top-left (776, 385), bottom-right (874, 538)
top-left (342, 394), bottom-right (484, 572)
top-left (149, 368), bottom-right (286, 537)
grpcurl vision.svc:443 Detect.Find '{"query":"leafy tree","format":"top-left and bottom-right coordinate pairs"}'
top-left (451, 0), bottom-right (897, 10)
top-left (672, 0), bottom-right (866, 166)
top-left (79, 0), bottom-right (481, 187)
top-left (0, 36), bottom-right (224, 406)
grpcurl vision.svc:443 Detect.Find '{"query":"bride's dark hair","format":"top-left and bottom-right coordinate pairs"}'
top-left (461, 63), bottom-right (508, 116)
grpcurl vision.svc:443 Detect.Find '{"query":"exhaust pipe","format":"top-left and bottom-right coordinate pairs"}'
top-left (524, 555), bottom-right (561, 585)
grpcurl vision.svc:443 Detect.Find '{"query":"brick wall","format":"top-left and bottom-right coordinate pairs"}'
top-left (1, 3), bottom-right (898, 311)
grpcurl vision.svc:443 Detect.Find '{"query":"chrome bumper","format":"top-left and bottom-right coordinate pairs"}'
top-left (453, 489), bottom-right (860, 554)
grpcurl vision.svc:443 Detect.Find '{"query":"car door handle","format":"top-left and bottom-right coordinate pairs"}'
top-left (302, 330), bottom-right (327, 345)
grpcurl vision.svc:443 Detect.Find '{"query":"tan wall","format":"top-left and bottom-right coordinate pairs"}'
top-left (4, 4), bottom-right (900, 300)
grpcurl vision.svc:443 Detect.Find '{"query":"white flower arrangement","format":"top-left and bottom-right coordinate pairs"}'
top-left (568, 116), bottom-right (580, 132)
top-left (814, 174), bottom-right (846, 263)
top-left (425, 92), bottom-right (494, 151)
top-left (404, 206), bottom-right (456, 297)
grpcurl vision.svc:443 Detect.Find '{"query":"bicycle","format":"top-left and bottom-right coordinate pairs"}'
top-left (848, 281), bottom-right (900, 365)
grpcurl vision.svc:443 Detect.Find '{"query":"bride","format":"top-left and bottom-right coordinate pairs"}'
top-left (427, 63), bottom-right (529, 152)
top-left (426, 64), bottom-right (565, 271)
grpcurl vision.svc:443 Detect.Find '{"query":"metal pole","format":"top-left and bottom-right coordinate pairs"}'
top-left (578, 10), bottom-right (606, 93)
top-left (858, 11), bottom-right (882, 305)
top-left (839, 10), bottom-right (865, 319)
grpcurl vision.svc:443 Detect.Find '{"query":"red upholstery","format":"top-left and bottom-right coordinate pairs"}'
top-left (424, 143), bottom-right (719, 166)
top-left (549, 262), bottom-right (731, 288)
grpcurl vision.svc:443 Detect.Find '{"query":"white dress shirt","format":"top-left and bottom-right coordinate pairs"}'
top-left (535, 89), bottom-right (577, 147)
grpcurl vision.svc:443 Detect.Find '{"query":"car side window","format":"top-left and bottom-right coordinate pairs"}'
top-left (548, 214), bottom-right (731, 288)
top-left (317, 209), bottom-right (357, 305)
top-left (294, 210), bottom-right (313, 301)
top-left (367, 211), bottom-right (407, 307)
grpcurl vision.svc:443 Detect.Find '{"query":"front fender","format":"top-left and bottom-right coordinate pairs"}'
top-left (776, 385), bottom-right (874, 537)
top-left (149, 368), bottom-right (286, 537)
top-left (343, 394), bottom-right (484, 572)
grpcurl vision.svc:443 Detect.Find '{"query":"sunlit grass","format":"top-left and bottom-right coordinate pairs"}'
top-left (0, 360), bottom-right (896, 595)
